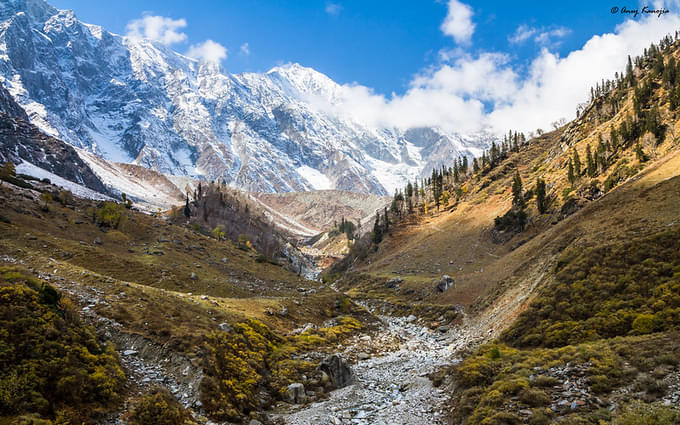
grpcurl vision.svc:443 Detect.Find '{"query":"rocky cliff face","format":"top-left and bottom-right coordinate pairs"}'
top-left (0, 81), bottom-right (108, 194)
top-left (0, 0), bottom-right (494, 195)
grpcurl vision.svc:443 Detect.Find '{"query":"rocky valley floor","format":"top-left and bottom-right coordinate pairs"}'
top-left (272, 302), bottom-right (478, 425)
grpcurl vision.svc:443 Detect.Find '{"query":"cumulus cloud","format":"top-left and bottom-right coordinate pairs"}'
top-left (187, 40), bottom-right (228, 63)
top-left (441, 0), bottom-right (475, 44)
top-left (126, 15), bottom-right (187, 45)
top-left (240, 42), bottom-right (250, 56)
top-left (325, 2), bottom-right (343, 16)
top-left (324, 13), bottom-right (680, 135)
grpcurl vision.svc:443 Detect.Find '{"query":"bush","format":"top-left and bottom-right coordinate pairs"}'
top-left (200, 321), bottom-right (276, 421)
top-left (502, 228), bottom-right (680, 348)
top-left (455, 357), bottom-right (495, 387)
top-left (90, 202), bottom-right (126, 228)
top-left (127, 387), bottom-right (194, 425)
top-left (518, 387), bottom-right (551, 407)
top-left (494, 209), bottom-right (527, 233)
top-left (237, 234), bottom-right (253, 251)
top-left (631, 314), bottom-right (657, 335)
top-left (613, 404), bottom-right (680, 425)
top-left (0, 267), bottom-right (125, 423)
top-left (57, 190), bottom-right (74, 206)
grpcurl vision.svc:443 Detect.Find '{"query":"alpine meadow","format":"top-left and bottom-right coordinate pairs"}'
top-left (1, 1), bottom-right (680, 425)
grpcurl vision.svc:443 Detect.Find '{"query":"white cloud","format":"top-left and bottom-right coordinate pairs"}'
top-left (187, 40), bottom-right (228, 63)
top-left (509, 25), bottom-right (571, 47)
top-left (508, 24), bottom-right (536, 44)
top-left (441, 0), bottom-right (475, 44)
top-left (534, 27), bottom-right (571, 46)
top-left (323, 14), bottom-right (680, 135)
top-left (126, 15), bottom-right (187, 45)
top-left (325, 2), bottom-right (343, 16)
top-left (240, 42), bottom-right (250, 56)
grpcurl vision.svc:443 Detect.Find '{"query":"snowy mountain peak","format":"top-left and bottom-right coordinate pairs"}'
top-left (0, 0), bottom-right (495, 195)
top-left (0, 0), bottom-right (56, 24)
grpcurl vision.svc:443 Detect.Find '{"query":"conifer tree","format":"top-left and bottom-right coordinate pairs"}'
top-left (568, 159), bottom-right (575, 184)
top-left (536, 178), bottom-right (547, 214)
top-left (183, 194), bottom-right (191, 219)
top-left (512, 170), bottom-right (525, 209)
top-left (573, 149), bottom-right (581, 177)
top-left (635, 142), bottom-right (648, 162)
top-left (610, 126), bottom-right (619, 150)
top-left (372, 214), bottom-right (382, 244)
top-left (626, 55), bottom-right (634, 86)
top-left (383, 207), bottom-right (389, 232)
top-left (586, 144), bottom-right (596, 177)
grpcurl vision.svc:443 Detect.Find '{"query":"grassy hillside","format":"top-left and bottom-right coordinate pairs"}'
top-left (0, 267), bottom-right (125, 425)
top-left (0, 174), bottom-right (373, 423)
top-left (326, 34), bottom-right (680, 424)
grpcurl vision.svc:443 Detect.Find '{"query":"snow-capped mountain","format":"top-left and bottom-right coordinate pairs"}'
top-left (0, 0), bottom-right (494, 195)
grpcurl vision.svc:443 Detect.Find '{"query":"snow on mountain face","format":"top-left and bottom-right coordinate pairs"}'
top-left (0, 0), bottom-right (495, 195)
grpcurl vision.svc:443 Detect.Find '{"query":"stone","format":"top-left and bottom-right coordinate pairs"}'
top-left (319, 354), bottom-right (354, 388)
top-left (218, 322), bottom-right (231, 332)
top-left (123, 350), bottom-right (137, 356)
top-left (437, 275), bottom-right (454, 292)
top-left (286, 383), bottom-right (307, 404)
top-left (93, 237), bottom-right (102, 245)
top-left (190, 272), bottom-right (198, 280)
top-left (438, 325), bottom-right (450, 333)
top-left (358, 352), bottom-right (370, 360)
top-left (221, 257), bottom-right (228, 263)
top-left (386, 277), bottom-right (402, 288)
top-left (249, 420), bottom-right (263, 425)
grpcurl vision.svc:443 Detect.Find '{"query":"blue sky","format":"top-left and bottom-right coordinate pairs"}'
top-left (48, 0), bottom-right (680, 133)
top-left (50, 0), bottom-right (629, 96)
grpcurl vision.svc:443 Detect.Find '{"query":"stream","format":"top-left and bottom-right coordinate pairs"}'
top-left (273, 304), bottom-right (475, 425)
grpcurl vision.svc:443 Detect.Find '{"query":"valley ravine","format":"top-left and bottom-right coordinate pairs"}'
top-left (273, 306), bottom-right (476, 425)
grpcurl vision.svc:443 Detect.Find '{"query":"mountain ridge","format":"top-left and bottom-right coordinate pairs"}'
top-left (0, 0), bottom-right (494, 196)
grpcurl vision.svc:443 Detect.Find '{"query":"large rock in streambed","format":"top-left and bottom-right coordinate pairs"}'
top-left (437, 275), bottom-right (454, 292)
top-left (286, 383), bottom-right (307, 404)
top-left (318, 354), bottom-right (354, 388)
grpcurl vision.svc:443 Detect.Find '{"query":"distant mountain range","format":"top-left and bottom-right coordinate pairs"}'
top-left (0, 0), bottom-right (495, 196)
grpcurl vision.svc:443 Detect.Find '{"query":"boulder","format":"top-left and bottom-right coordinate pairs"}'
top-left (286, 383), bottom-right (306, 404)
top-left (437, 275), bottom-right (454, 292)
top-left (319, 354), bottom-right (354, 388)
top-left (93, 237), bottom-right (102, 245)
top-left (190, 272), bottom-right (198, 280)
top-left (386, 277), bottom-right (402, 288)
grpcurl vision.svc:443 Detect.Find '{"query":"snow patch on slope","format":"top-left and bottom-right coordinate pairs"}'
top-left (297, 165), bottom-right (332, 190)
top-left (16, 161), bottom-right (112, 201)
top-left (77, 149), bottom-right (184, 212)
